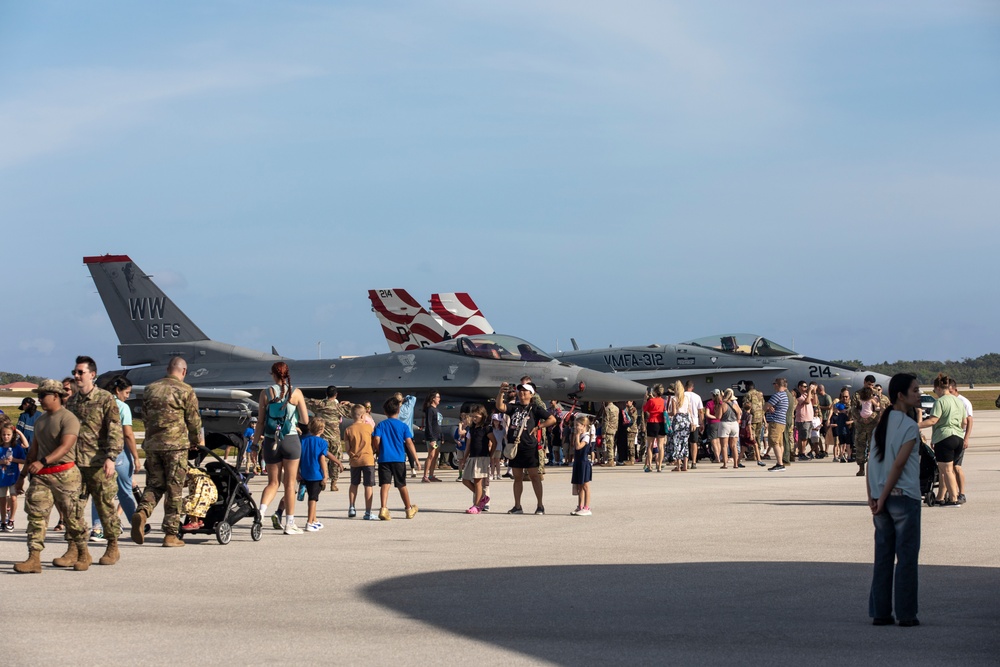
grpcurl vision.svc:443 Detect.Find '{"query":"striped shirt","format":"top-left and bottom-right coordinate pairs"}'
top-left (765, 391), bottom-right (788, 424)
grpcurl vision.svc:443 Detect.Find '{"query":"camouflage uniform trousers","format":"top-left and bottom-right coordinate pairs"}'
top-left (138, 449), bottom-right (189, 536)
top-left (752, 421), bottom-right (764, 450)
top-left (782, 424), bottom-right (793, 465)
top-left (183, 468), bottom-right (218, 519)
top-left (854, 425), bottom-right (874, 465)
top-left (626, 427), bottom-right (639, 461)
top-left (326, 436), bottom-right (343, 484)
top-left (75, 465), bottom-right (121, 539)
top-left (26, 466), bottom-right (87, 552)
top-left (602, 429), bottom-right (618, 463)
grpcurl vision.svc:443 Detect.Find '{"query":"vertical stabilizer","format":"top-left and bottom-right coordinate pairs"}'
top-left (85, 255), bottom-right (281, 366)
top-left (429, 293), bottom-right (495, 336)
top-left (85, 255), bottom-right (208, 345)
top-left (367, 289), bottom-right (448, 351)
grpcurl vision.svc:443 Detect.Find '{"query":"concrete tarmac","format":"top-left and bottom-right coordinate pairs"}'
top-left (3, 416), bottom-right (999, 666)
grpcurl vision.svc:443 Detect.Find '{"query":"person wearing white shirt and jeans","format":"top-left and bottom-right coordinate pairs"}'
top-left (866, 373), bottom-right (922, 627)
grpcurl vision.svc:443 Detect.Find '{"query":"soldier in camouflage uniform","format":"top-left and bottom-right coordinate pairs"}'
top-left (66, 356), bottom-right (123, 566)
top-left (132, 357), bottom-right (202, 547)
top-left (744, 382), bottom-right (766, 454)
top-left (306, 387), bottom-right (353, 492)
top-left (623, 400), bottom-right (639, 464)
top-left (13, 380), bottom-right (89, 573)
top-left (598, 401), bottom-right (620, 465)
top-left (850, 375), bottom-right (891, 477)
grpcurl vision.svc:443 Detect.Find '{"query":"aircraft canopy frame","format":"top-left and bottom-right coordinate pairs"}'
top-left (426, 334), bottom-right (553, 362)
top-left (682, 333), bottom-right (797, 358)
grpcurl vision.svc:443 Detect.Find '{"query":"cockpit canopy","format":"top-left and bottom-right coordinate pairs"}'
top-left (426, 334), bottom-right (553, 362)
top-left (681, 334), bottom-right (797, 358)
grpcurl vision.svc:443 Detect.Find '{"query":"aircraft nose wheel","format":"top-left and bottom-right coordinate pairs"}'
top-left (250, 521), bottom-right (263, 541)
top-left (215, 520), bottom-right (232, 545)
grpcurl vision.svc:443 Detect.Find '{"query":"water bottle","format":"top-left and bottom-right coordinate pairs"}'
top-left (297, 482), bottom-right (306, 501)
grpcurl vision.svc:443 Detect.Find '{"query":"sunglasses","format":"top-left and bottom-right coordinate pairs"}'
top-left (71, 370), bottom-right (88, 376)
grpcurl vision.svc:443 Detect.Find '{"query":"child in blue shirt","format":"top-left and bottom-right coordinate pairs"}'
top-left (299, 419), bottom-right (342, 532)
top-left (272, 419), bottom-right (342, 531)
top-left (0, 424), bottom-right (29, 531)
top-left (372, 396), bottom-right (420, 520)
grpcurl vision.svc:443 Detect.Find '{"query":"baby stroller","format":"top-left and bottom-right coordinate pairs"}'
top-left (178, 445), bottom-right (263, 544)
top-left (918, 441), bottom-right (939, 506)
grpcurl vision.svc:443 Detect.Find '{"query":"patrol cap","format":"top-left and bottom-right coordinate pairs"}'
top-left (34, 378), bottom-right (69, 397)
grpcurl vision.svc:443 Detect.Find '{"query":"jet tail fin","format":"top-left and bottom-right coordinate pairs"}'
top-left (85, 255), bottom-right (281, 366)
top-left (429, 292), bottom-right (495, 336)
top-left (367, 289), bottom-right (448, 351)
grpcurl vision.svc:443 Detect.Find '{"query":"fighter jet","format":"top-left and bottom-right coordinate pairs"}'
top-left (369, 291), bottom-right (890, 397)
top-left (84, 256), bottom-right (646, 447)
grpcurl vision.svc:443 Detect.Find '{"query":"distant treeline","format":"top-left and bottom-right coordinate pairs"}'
top-left (0, 372), bottom-right (46, 386)
top-left (831, 353), bottom-right (1000, 385)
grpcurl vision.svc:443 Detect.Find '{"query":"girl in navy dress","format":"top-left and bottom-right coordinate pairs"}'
top-left (571, 415), bottom-right (593, 515)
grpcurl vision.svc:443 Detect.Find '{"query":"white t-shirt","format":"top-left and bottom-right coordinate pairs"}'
top-left (867, 410), bottom-right (921, 501)
top-left (956, 394), bottom-right (973, 434)
top-left (685, 392), bottom-right (704, 428)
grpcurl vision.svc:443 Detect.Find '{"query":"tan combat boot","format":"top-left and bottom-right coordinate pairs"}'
top-left (14, 550), bottom-right (42, 574)
top-left (52, 541), bottom-right (79, 568)
top-left (73, 542), bottom-right (92, 571)
top-left (162, 534), bottom-right (186, 547)
top-left (98, 537), bottom-right (120, 565)
top-left (131, 510), bottom-right (147, 544)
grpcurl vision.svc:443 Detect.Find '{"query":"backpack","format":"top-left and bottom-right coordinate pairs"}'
top-left (265, 386), bottom-right (293, 438)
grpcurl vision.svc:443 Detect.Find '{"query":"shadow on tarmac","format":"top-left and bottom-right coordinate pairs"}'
top-left (363, 562), bottom-right (999, 665)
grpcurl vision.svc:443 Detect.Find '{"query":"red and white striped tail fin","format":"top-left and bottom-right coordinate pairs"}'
top-left (429, 292), bottom-right (495, 337)
top-left (368, 289), bottom-right (448, 351)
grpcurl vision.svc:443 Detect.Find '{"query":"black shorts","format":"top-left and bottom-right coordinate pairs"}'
top-left (350, 465), bottom-right (376, 487)
top-left (262, 434), bottom-right (302, 465)
top-left (378, 461), bottom-right (407, 488)
top-left (933, 435), bottom-right (963, 464)
top-left (508, 444), bottom-right (540, 470)
top-left (305, 480), bottom-right (323, 502)
top-left (954, 446), bottom-right (965, 466)
top-left (646, 422), bottom-right (666, 438)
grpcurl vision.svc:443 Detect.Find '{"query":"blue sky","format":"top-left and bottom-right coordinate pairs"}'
top-left (2, 1), bottom-right (998, 380)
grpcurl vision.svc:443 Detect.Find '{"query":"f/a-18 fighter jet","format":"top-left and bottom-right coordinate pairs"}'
top-left (368, 290), bottom-right (889, 398)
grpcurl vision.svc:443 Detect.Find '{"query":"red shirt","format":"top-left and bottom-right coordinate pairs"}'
top-left (643, 397), bottom-right (665, 423)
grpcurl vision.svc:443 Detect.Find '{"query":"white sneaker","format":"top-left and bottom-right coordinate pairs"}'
top-left (306, 522), bottom-right (323, 532)
top-left (576, 508), bottom-right (592, 516)
top-left (283, 523), bottom-right (304, 535)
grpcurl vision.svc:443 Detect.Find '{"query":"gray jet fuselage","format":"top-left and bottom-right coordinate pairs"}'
top-left (554, 334), bottom-right (890, 398)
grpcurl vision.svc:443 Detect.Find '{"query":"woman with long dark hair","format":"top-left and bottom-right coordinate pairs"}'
top-left (866, 373), bottom-right (922, 627)
top-left (252, 362), bottom-right (310, 534)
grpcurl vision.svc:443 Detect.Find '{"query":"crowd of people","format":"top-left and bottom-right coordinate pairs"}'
top-left (0, 352), bottom-right (977, 586)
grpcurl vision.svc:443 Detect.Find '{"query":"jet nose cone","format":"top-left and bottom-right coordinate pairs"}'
top-left (574, 368), bottom-right (647, 402)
